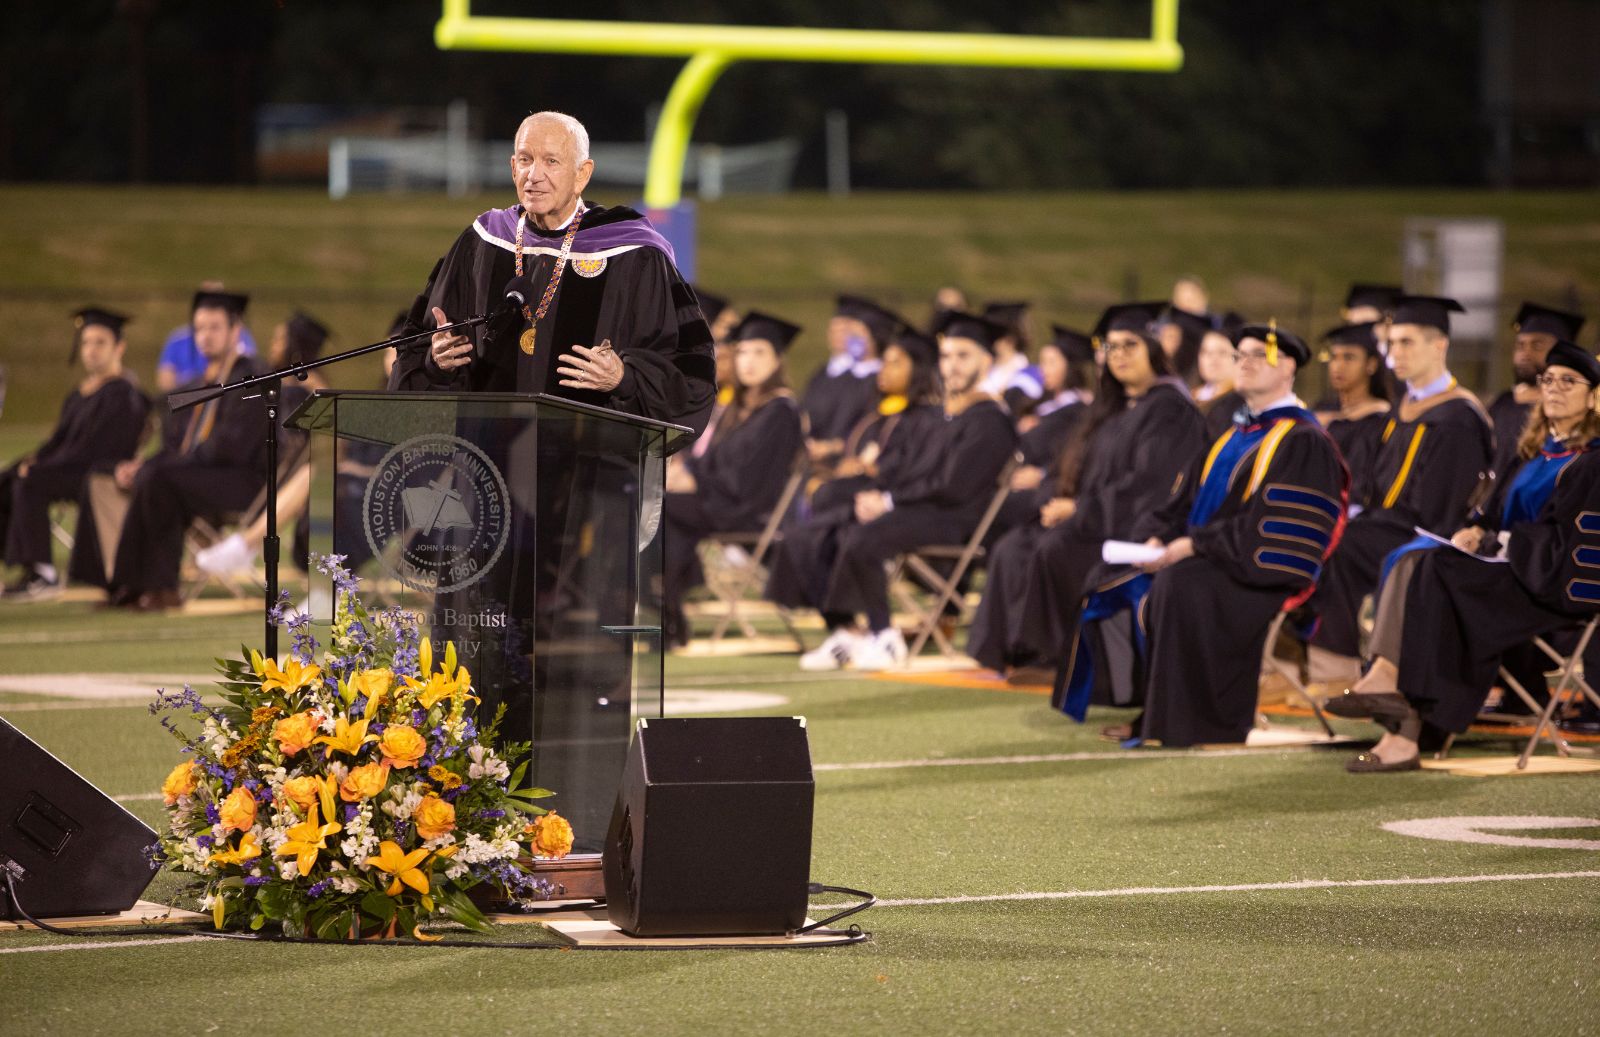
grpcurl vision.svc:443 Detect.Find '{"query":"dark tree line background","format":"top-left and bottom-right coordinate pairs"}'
top-left (0, 0), bottom-right (1529, 189)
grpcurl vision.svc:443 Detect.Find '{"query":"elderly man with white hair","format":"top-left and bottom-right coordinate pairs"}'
top-left (389, 111), bottom-right (716, 437)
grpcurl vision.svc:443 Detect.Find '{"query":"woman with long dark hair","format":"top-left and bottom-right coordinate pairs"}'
top-left (1315, 322), bottom-right (1394, 504)
top-left (968, 303), bottom-right (1206, 681)
top-left (660, 312), bottom-right (805, 647)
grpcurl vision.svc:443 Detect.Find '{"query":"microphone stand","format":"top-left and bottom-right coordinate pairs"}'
top-left (167, 315), bottom-right (488, 657)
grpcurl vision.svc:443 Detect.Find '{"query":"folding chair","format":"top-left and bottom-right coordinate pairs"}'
top-left (182, 439), bottom-right (310, 603)
top-left (701, 450), bottom-right (809, 648)
top-left (887, 452), bottom-right (1022, 661)
top-left (1259, 609), bottom-right (1337, 738)
top-left (1430, 615), bottom-right (1600, 767)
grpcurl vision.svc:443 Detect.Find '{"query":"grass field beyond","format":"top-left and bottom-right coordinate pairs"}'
top-left (0, 594), bottom-right (1596, 1035)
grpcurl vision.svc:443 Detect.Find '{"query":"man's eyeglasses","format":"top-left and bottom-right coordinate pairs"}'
top-left (1097, 341), bottom-right (1144, 358)
top-left (1235, 348), bottom-right (1271, 364)
top-left (1537, 373), bottom-right (1588, 391)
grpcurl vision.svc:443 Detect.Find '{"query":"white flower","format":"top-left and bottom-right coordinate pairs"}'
top-left (280, 860), bottom-right (299, 880)
top-left (331, 875), bottom-right (362, 894)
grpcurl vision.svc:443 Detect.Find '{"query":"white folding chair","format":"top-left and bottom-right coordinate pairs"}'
top-left (702, 450), bottom-right (809, 649)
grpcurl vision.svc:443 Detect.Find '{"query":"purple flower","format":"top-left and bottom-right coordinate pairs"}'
top-left (244, 875), bottom-right (269, 887)
top-left (266, 590), bottom-right (293, 627)
top-left (196, 834), bottom-right (215, 849)
top-left (313, 553), bottom-right (358, 595)
top-left (205, 803), bottom-right (221, 825)
top-left (307, 880), bottom-right (330, 899)
top-left (476, 809), bottom-right (506, 821)
top-left (343, 804), bottom-right (358, 822)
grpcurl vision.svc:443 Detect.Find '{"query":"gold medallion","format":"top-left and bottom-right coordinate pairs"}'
top-left (519, 327), bottom-right (537, 355)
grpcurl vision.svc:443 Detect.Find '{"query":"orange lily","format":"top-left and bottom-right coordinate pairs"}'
top-left (314, 715), bottom-right (377, 759)
top-left (276, 804), bottom-right (342, 876)
top-left (208, 832), bottom-right (261, 869)
top-left (365, 840), bottom-right (431, 896)
top-left (256, 656), bottom-right (323, 697)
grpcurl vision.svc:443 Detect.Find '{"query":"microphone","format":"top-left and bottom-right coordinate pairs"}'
top-left (502, 272), bottom-right (537, 308)
top-left (481, 273), bottom-right (538, 358)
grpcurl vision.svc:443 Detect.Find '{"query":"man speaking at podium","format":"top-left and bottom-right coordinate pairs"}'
top-left (388, 110), bottom-right (716, 442)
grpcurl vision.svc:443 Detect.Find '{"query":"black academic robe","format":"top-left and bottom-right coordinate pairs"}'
top-left (980, 383), bottom-right (1203, 673)
top-left (1, 377), bottom-right (149, 568)
top-left (799, 363), bottom-right (878, 446)
top-left (986, 397), bottom-right (1091, 540)
top-left (1199, 388), bottom-right (1244, 443)
top-left (1137, 419), bottom-right (1348, 747)
top-left (387, 203), bottom-right (716, 446)
top-left (816, 398), bottom-right (1016, 630)
top-left (1487, 387), bottom-right (1533, 476)
top-left (90, 356), bottom-right (270, 596)
top-left (1322, 401), bottom-right (1391, 509)
top-left (1397, 444), bottom-right (1600, 733)
top-left (765, 402), bottom-right (944, 613)
top-left (660, 394), bottom-right (805, 641)
top-left (1308, 387), bottom-right (1494, 656)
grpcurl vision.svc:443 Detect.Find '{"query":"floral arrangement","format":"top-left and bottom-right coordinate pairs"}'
top-left (151, 556), bottom-right (574, 941)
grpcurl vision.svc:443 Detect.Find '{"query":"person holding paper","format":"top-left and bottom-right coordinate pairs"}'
top-left (1324, 341), bottom-right (1600, 771)
top-left (966, 302), bottom-right (1204, 689)
top-left (1101, 322), bottom-right (1348, 747)
top-left (1300, 296), bottom-right (1494, 687)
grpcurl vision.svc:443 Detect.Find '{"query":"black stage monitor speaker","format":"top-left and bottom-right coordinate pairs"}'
top-left (603, 716), bottom-right (813, 937)
top-left (0, 717), bottom-right (158, 919)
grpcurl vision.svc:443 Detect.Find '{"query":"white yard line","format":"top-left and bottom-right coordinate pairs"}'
top-left (0, 935), bottom-right (211, 955)
top-left (813, 747), bottom-right (1303, 772)
top-left (871, 870), bottom-right (1600, 908)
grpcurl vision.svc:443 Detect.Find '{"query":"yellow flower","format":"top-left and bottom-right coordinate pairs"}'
top-left (314, 715), bottom-right (378, 759)
top-left (365, 840), bottom-right (431, 896)
top-left (404, 639), bottom-right (477, 711)
top-left (346, 668), bottom-right (394, 712)
top-left (377, 725), bottom-right (427, 769)
top-left (257, 656), bottom-right (322, 697)
top-left (282, 775), bottom-right (322, 811)
top-left (208, 832), bottom-right (261, 869)
top-left (250, 705), bottom-right (282, 726)
top-left (528, 812), bottom-right (574, 859)
top-left (161, 761), bottom-right (198, 805)
top-left (218, 786), bottom-right (258, 833)
top-left (339, 761), bottom-right (391, 803)
top-left (413, 795), bottom-right (457, 841)
top-left (273, 711), bottom-right (320, 757)
top-left (219, 735), bottom-right (260, 771)
top-left (276, 804), bottom-right (341, 876)
top-left (427, 764), bottom-right (463, 791)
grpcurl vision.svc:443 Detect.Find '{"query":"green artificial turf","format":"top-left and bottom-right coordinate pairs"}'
top-left (1, 607), bottom-right (1596, 1036)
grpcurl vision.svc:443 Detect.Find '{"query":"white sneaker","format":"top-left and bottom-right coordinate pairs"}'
top-left (195, 533), bottom-right (255, 576)
top-left (800, 628), bottom-right (860, 671)
top-left (849, 628), bottom-right (908, 672)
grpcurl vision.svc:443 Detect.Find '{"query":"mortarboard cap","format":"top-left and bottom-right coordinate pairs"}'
top-left (732, 310), bottom-right (802, 353)
top-left (1344, 283), bottom-right (1403, 314)
top-left (1320, 322), bottom-right (1381, 356)
top-left (890, 327), bottom-right (939, 368)
top-left (836, 294), bottom-right (905, 348)
top-left (72, 306), bottom-right (130, 337)
top-left (982, 301), bottom-right (1031, 334)
top-left (1389, 295), bottom-right (1465, 335)
top-left (933, 310), bottom-right (1007, 354)
top-left (692, 285), bottom-right (730, 325)
top-left (285, 311), bottom-right (331, 364)
top-left (1511, 302), bottom-right (1584, 341)
top-left (1159, 304), bottom-right (1213, 340)
top-left (1219, 310), bottom-right (1248, 338)
top-left (191, 289), bottom-right (249, 319)
top-left (1543, 340), bottom-right (1600, 389)
top-left (1234, 321), bottom-right (1311, 367)
top-left (1047, 324), bottom-right (1096, 365)
top-left (1091, 301), bottom-right (1165, 343)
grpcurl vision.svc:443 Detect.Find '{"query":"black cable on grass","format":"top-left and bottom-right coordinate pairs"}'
top-left (4, 870), bottom-right (872, 950)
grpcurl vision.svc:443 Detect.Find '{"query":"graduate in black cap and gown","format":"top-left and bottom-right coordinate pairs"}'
top-left (765, 327), bottom-right (945, 624)
top-left (971, 304), bottom-right (1204, 680)
top-left (0, 308), bottom-right (150, 598)
top-left (1121, 323), bottom-right (1348, 746)
top-left (1486, 303), bottom-right (1585, 475)
top-left (1157, 304), bottom-right (1212, 388)
top-left (1314, 322), bottom-right (1394, 503)
top-left (799, 295), bottom-right (905, 471)
top-left (988, 325), bottom-right (1097, 538)
top-left (660, 312), bottom-right (806, 646)
top-left (387, 112), bottom-right (715, 437)
top-left (83, 290), bottom-right (268, 609)
top-left (790, 312), bottom-right (1016, 671)
top-left (1303, 296), bottom-right (1494, 683)
top-left (1195, 314), bottom-right (1247, 441)
top-left (978, 301), bottom-right (1041, 412)
top-left (1324, 340), bottom-right (1600, 770)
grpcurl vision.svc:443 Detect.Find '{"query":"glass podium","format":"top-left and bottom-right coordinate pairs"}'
top-left (287, 390), bottom-right (688, 855)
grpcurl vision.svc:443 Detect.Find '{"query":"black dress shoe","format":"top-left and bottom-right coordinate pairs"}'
top-left (1346, 751), bottom-right (1421, 773)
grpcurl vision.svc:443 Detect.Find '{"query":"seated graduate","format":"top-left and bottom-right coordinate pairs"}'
top-left (1156, 303), bottom-right (1212, 388)
top-left (1325, 340), bottom-right (1600, 771)
top-left (787, 312), bottom-right (1017, 672)
top-left (1302, 295), bottom-right (1494, 686)
top-left (989, 324), bottom-right (1096, 537)
top-left (1310, 283), bottom-right (1403, 411)
top-left (1486, 302), bottom-right (1584, 475)
top-left (1314, 321), bottom-right (1394, 503)
top-left (0, 308), bottom-right (150, 598)
top-left (80, 290), bottom-right (269, 610)
top-left (765, 327), bottom-right (945, 629)
top-left (978, 301), bottom-right (1041, 412)
top-left (970, 303), bottom-right (1204, 682)
top-left (1118, 323), bottom-right (1348, 747)
top-left (660, 311), bottom-right (805, 647)
top-left (800, 295), bottom-right (904, 472)
top-left (1195, 315), bottom-right (1246, 440)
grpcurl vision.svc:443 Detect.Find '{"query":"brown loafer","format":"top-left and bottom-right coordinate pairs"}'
top-left (1345, 751), bottom-right (1421, 773)
top-left (1324, 689), bottom-right (1407, 720)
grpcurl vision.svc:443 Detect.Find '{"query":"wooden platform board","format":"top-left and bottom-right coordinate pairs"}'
top-left (3, 900), bottom-right (205, 932)
top-left (1420, 755), bottom-right (1600, 777)
top-left (537, 909), bottom-right (854, 949)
